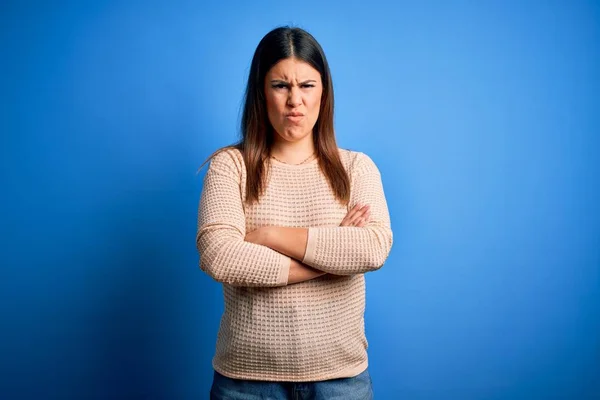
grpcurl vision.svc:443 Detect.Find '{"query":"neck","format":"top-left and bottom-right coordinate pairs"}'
top-left (270, 136), bottom-right (316, 164)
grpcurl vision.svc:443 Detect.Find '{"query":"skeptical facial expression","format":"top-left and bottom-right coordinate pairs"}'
top-left (264, 57), bottom-right (323, 143)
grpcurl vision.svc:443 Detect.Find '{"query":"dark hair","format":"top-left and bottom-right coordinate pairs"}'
top-left (199, 26), bottom-right (350, 205)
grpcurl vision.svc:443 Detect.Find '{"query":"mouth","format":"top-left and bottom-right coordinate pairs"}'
top-left (285, 113), bottom-right (305, 123)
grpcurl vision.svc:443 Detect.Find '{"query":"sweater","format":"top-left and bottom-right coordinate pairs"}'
top-left (196, 147), bottom-right (393, 382)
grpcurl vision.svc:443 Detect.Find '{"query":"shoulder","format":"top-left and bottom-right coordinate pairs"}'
top-left (207, 146), bottom-right (245, 181)
top-left (337, 148), bottom-right (381, 177)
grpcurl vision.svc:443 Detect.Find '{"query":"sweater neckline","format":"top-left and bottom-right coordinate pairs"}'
top-left (269, 156), bottom-right (319, 170)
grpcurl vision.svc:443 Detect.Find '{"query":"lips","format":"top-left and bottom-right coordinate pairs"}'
top-left (285, 112), bottom-right (304, 123)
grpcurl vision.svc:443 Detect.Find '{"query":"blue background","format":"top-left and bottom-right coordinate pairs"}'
top-left (1, 1), bottom-right (599, 399)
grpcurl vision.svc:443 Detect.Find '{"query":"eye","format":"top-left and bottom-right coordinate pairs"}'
top-left (301, 84), bottom-right (315, 88)
top-left (272, 84), bottom-right (288, 89)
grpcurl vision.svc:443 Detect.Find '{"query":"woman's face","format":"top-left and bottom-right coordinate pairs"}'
top-left (264, 57), bottom-right (323, 144)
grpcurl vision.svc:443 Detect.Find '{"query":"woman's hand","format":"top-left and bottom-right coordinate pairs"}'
top-left (340, 204), bottom-right (370, 227)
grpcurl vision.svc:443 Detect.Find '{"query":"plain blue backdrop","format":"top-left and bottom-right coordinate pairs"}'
top-left (1, 1), bottom-right (599, 399)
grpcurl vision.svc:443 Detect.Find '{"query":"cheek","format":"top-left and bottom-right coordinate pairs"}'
top-left (308, 92), bottom-right (322, 116)
top-left (266, 93), bottom-right (286, 115)
top-left (265, 95), bottom-right (280, 121)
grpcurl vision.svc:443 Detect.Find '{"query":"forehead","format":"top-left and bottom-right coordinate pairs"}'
top-left (267, 57), bottom-right (321, 80)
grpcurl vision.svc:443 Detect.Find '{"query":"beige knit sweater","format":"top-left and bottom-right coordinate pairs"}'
top-left (196, 147), bottom-right (393, 382)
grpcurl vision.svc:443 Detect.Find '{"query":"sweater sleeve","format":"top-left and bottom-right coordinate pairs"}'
top-left (196, 150), bottom-right (291, 287)
top-left (302, 152), bottom-right (393, 275)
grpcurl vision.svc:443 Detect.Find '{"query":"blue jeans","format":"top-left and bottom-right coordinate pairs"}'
top-left (210, 368), bottom-right (374, 400)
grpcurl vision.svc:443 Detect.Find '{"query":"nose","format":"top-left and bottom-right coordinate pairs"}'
top-left (287, 86), bottom-right (302, 107)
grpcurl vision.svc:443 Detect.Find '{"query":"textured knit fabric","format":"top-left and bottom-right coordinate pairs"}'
top-left (196, 147), bottom-right (393, 382)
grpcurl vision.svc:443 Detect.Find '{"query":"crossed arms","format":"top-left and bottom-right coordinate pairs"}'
top-left (243, 204), bottom-right (371, 284)
top-left (195, 151), bottom-right (393, 287)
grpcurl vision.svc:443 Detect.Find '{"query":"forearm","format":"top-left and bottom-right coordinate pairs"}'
top-left (287, 258), bottom-right (327, 284)
top-left (261, 226), bottom-right (309, 262)
top-left (258, 225), bottom-right (391, 275)
top-left (302, 225), bottom-right (393, 275)
top-left (199, 230), bottom-right (322, 286)
top-left (296, 153), bottom-right (393, 275)
top-left (241, 227), bottom-right (328, 284)
top-left (197, 230), bottom-right (290, 287)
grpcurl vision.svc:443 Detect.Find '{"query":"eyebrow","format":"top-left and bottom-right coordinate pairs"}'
top-left (270, 79), bottom-right (317, 85)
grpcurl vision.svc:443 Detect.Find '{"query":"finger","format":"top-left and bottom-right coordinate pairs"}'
top-left (348, 211), bottom-right (364, 226)
top-left (355, 208), bottom-right (372, 227)
top-left (346, 210), bottom-right (365, 226)
top-left (348, 205), bottom-right (369, 223)
top-left (340, 217), bottom-right (353, 227)
top-left (340, 204), bottom-right (362, 226)
top-left (341, 204), bottom-right (370, 226)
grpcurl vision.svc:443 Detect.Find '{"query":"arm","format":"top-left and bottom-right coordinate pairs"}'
top-left (196, 150), bottom-right (290, 287)
top-left (245, 226), bottom-right (308, 262)
top-left (243, 205), bottom-right (371, 282)
top-left (252, 153), bottom-right (393, 275)
top-left (304, 153), bottom-right (393, 274)
top-left (287, 259), bottom-right (327, 284)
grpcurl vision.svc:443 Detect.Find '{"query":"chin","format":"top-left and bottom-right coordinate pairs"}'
top-left (277, 128), bottom-right (311, 141)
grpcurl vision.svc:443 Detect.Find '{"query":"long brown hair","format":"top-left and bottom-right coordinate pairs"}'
top-left (199, 26), bottom-right (350, 206)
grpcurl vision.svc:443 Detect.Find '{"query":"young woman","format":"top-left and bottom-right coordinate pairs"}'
top-left (196, 26), bottom-right (393, 400)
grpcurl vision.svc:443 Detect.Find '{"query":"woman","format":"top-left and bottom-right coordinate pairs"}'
top-left (196, 26), bottom-right (393, 400)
